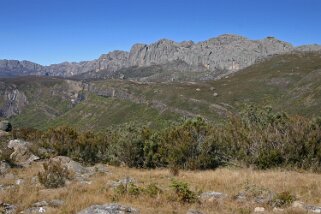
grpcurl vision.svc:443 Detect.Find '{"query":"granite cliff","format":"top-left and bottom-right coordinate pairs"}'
top-left (1, 34), bottom-right (320, 80)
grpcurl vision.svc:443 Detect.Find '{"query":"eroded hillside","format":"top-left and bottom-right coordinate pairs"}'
top-left (0, 52), bottom-right (320, 130)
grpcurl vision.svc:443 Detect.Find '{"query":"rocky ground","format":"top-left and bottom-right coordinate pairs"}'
top-left (1, 138), bottom-right (321, 214)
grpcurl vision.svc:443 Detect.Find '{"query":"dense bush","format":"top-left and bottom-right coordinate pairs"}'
top-left (169, 179), bottom-right (197, 203)
top-left (13, 105), bottom-right (321, 171)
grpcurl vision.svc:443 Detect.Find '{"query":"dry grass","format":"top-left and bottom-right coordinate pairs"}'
top-left (1, 163), bottom-right (321, 213)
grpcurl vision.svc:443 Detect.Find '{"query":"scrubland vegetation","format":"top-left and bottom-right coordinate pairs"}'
top-left (11, 105), bottom-right (321, 172)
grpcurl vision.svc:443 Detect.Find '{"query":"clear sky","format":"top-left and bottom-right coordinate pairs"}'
top-left (0, 0), bottom-right (320, 65)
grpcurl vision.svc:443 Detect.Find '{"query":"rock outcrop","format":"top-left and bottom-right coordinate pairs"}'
top-left (7, 139), bottom-right (39, 166)
top-left (50, 156), bottom-right (108, 182)
top-left (0, 60), bottom-right (44, 76)
top-left (127, 35), bottom-right (292, 74)
top-left (1, 34), bottom-right (320, 80)
top-left (77, 203), bottom-right (139, 214)
top-left (0, 85), bottom-right (28, 118)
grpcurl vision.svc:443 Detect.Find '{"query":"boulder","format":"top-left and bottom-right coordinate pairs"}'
top-left (7, 139), bottom-right (39, 166)
top-left (292, 201), bottom-right (321, 213)
top-left (32, 201), bottom-right (48, 207)
top-left (0, 202), bottom-right (17, 214)
top-left (0, 161), bottom-right (10, 175)
top-left (110, 177), bottom-right (135, 189)
top-left (51, 156), bottom-right (92, 175)
top-left (235, 185), bottom-right (275, 205)
top-left (22, 200), bottom-right (64, 214)
top-left (305, 204), bottom-right (321, 213)
top-left (48, 199), bottom-right (64, 208)
top-left (200, 191), bottom-right (227, 202)
top-left (50, 156), bottom-right (109, 182)
top-left (22, 207), bottom-right (47, 214)
top-left (77, 203), bottom-right (139, 214)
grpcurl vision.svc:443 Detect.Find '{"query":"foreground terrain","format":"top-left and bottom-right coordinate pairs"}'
top-left (1, 161), bottom-right (321, 214)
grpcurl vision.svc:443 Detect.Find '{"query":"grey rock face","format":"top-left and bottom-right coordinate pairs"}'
top-left (0, 85), bottom-right (28, 118)
top-left (77, 203), bottom-right (139, 214)
top-left (0, 60), bottom-right (44, 76)
top-left (0, 34), bottom-right (320, 79)
top-left (128, 35), bottom-right (292, 75)
top-left (295, 44), bottom-right (321, 52)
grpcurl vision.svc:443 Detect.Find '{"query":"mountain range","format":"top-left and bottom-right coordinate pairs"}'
top-left (1, 34), bottom-right (321, 130)
top-left (1, 34), bottom-right (321, 81)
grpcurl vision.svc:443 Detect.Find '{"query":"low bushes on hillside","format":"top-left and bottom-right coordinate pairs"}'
top-left (12, 105), bottom-right (321, 171)
top-left (38, 160), bottom-right (73, 188)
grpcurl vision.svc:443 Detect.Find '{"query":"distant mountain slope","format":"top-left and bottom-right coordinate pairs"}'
top-left (1, 52), bottom-right (320, 131)
top-left (1, 34), bottom-right (321, 80)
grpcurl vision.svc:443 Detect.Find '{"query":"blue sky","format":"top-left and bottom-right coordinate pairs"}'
top-left (0, 0), bottom-right (320, 65)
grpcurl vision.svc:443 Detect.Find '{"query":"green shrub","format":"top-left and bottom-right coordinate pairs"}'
top-left (255, 150), bottom-right (284, 169)
top-left (144, 183), bottom-right (162, 198)
top-left (128, 183), bottom-right (141, 196)
top-left (114, 184), bottom-right (127, 196)
top-left (272, 191), bottom-right (295, 207)
top-left (108, 125), bottom-right (145, 167)
top-left (38, 160), bottom-right (72, 188)
top-left (170, 179), bottom-right (197, 203)
top-left (113, 183), bottom-right (141, 197)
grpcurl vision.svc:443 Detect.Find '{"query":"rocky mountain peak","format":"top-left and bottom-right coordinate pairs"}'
top-left (207, 34), bottom-right (248, 44)
top-left (1, 34), bottom-right (321, 80)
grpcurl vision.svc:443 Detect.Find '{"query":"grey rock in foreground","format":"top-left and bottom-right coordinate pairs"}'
top-left (50, 156), bottom-right (108, 182)
top-left (0, 161), bottom-right (11, 175)
top-left (110, 177), bottom-right (135, 189)
top-left (292, 201), bottom-right (321, 213)
top-left (0, 202), bottom-right (17, 214)
top-left (77, 203), bottom-right (139, 214)
top-left (200, 191), bottom-right (227, 202)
